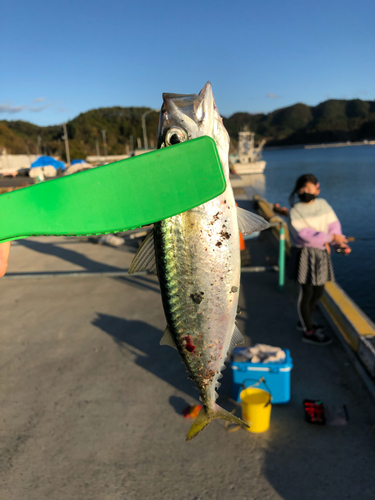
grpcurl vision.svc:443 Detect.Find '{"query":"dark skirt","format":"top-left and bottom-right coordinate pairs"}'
top-left (288, 246), bottom-right (335, 286)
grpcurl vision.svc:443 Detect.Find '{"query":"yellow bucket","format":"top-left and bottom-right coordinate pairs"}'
top-left (240, 387), bottom-right (272, 433)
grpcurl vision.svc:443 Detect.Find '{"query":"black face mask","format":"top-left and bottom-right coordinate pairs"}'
top-left (298, 192), bottom-right (316, 203)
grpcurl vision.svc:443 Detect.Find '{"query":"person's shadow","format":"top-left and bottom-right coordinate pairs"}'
top-left (92, 313), bottom-right (235, 414)
top-left (92, 313), bottom-right (198, 402)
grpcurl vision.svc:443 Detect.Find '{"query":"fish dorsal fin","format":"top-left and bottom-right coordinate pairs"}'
top-left (237, 207), bottom-right (269, 235)
top-left (227, 325), bottom-right (244, 355)
top-left (128, 229), bottom-right (157, 275)
top-left (160, 326), bottom-right (178, 350)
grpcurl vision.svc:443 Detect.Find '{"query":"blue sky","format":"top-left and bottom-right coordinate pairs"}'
top-left (1, 0), bottom-right (374, 126)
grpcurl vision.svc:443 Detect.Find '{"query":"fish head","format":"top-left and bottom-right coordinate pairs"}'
top-left (158, 82), bottom-right (230, 178)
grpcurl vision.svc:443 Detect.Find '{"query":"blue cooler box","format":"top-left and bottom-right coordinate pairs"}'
top-left (229, 348), bottom-right (293, 404)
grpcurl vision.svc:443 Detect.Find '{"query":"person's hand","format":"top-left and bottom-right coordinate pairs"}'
top-left (0, 241), bottom-right (11, 278)
top-left (332, 234), bottom-right (347, 246)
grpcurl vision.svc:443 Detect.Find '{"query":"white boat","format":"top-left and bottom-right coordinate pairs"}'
top-left (230, 131), bottom-right (266, 175)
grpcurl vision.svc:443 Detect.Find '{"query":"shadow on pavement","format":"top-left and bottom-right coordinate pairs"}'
top-left (169, 395), bottom-right (191, 415)
top-left (239, 271), bottom-right (375, 500)
top-left (19, 239), bottom-right (126, 272)
top-left (114, 275), bottom-right (160, 294)
top-left (17, 239), bottom-right (161, 293)
top-left (92, 313), bottom-right (198, 401)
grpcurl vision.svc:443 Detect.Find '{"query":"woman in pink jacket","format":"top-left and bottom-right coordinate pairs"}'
top-left (288, 174), bottom-right (348, 345)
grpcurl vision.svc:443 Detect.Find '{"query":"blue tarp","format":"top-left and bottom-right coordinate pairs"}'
top-left (71, 159), bottom-right (86, 165)
top-left (30, 156), bottom-right (66, 170)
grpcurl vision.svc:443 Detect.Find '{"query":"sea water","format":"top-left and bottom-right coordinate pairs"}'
top-left (259, 145), bottom-right (375, 322)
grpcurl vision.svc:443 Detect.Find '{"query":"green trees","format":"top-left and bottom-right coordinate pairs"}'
top-left (1, 99), bottom-right (374, 156)
top-left (224, 99), bottom-right (375, 146)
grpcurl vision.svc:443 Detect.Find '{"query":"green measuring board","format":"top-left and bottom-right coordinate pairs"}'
top-left (0, 136), bottom-right (226, 242)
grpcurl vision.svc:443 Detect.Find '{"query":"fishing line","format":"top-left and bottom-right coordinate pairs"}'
top-left (347, 237), bottom-right (374, 242)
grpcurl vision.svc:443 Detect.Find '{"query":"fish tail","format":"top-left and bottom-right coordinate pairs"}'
top-left (186, 404), bottom-right (249, 441)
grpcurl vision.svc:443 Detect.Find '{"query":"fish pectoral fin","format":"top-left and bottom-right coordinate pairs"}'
top-left (237, 207), bottom-right (270, 235)
top-left (228, 325), bottom-right (244, 355)
top-left (186, 404), bottom-right (249, 442)
top-left (128, 229), bottom-right (157, 275)
top-left (160, 326), bottom-right (178, 350)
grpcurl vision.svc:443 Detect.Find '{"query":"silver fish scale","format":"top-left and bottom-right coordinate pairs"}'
top-left (154, 188), bottom-right (240, 408)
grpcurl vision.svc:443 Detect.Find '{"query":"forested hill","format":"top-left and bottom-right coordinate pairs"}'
top-left (1, 99), bottom-right (375, 159)
top-left (224, 99), bottom-right (375, 147)
top-left (0, 107), bottom-right (160, 160)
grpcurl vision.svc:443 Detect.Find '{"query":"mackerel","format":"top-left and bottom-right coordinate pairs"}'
top-left (129, 82), bottom-right (268, 440)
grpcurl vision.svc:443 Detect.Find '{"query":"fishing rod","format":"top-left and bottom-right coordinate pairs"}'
top-left (346, 237), bottom-right (375, 242)
top-left (271, 205), bottom-right (373, 250)
top-left (336, 236), bottom-right (374, 254)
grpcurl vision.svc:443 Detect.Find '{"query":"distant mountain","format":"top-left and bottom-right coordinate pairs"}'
top-left (0, 107), bottom-right (159, 160)
top-left (224, 99), bottom-right (375, 147)
top-left (1, 99), bottom-right (375, 159)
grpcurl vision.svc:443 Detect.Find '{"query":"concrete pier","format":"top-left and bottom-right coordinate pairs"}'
top-left (1, 231), bottom-right (375, 499)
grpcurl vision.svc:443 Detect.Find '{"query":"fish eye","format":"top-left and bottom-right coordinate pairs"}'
top-left (165, 127), bottom-right (188, 146)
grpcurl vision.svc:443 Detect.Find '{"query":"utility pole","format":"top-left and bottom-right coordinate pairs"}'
top-left (95, 139), bottom-right (100, 158)
top-left (58, 139), bottom-right (63, 158)
top-left (101, 129), bottom-right (107, 157)
top-left (141, 109), bottom-right (160, 150)
top-left (62, 123), bottom-right (71, 166)
top-left (37, 136), bottom-right (42, 155)
top-left (129, 135), bottom-right (134, 153)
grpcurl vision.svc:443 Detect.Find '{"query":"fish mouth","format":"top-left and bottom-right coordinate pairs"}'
top-left (162, 93), bottom-right (199, 107)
